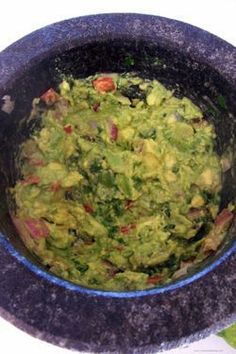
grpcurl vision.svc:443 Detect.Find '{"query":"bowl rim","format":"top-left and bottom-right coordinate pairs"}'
top-left (0, 13), bottom-right (236, 95)
top-left (0, 12), bottom-right (235, 298)
top-left (1, 233), bottom-right (236, 298)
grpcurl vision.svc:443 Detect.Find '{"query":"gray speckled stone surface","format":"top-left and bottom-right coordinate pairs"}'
top-left (0, 241), bottom-right (236, 353)
top-left (0, 14), bottom-right (236, 353)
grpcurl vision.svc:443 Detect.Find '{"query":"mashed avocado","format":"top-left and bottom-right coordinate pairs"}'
top-left (10, 73), bottom-right (233, 291)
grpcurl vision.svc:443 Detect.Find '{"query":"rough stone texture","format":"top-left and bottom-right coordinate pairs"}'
top-left (0, 14), bottom-right (236, 353)
top-left (0, 237), bottom-right (236, 354)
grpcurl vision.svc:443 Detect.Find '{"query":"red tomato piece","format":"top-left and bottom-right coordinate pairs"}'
top-left (64, 125), bottom-right (73, 134)
top-left (28, 157), bottom-right (44, 166)
top-left (120, 225), bottom-right (130, 234)
top-left (40, 88), bottom-right (59, 105)
top-left (24, 218), bottom-right (49, 238)
top-left (50, 181), bottom-right (61, 192)
top-left (93, 77), bottom-right (115, 92)
top-left (92, 102), bottom-right (100, 112)
top-left (83, 204), bottom-right (94, 214)
top-left (120, 224), bottom-right (136, 234)
top-left (125, 200), bottom-right (134, 209)
top-left (110, 122), bottom-right (118, 141)
top-left (147, 274), bottom-right (163, 285)
top-left (215, 208), bottom-right (233, 229)
top-left (20, 175), bottom-right (40, 185)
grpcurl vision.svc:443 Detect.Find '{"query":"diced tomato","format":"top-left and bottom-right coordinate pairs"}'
top-left (64, 124), bottom-right (73, 134)
top-left (120, 225), bottom-right (130, 234)
top-left (102, 260), bottom-right (119, 277)
top-left (215, 208), bottom-right (233, 229)
top-left (50, 181), bottom-right (61, 192)
top-left (28, 157), bottom-right (44, 166)
top-left (125, 199), bottom-right (134, 209)
top-left (83, 204), bottom-right (94, 214)
top-left (202, 208), bottom-right (234, 253)
top-left (120, 223), bottom-right (136, 234)
top-left (92, 102), bottom-right (100, 112)
top-left (93, 77), bottom-right (116, 93)
top-left (24, 218), bottom-right (49, 238)
top-left (147, 274), bottom-right (163, 285)
top-left (40, 88), bottom-right (59, 105)
top-left (110, 122), bottom-right (118, 141)
top-left (20, 175), bottom-right (40, 185)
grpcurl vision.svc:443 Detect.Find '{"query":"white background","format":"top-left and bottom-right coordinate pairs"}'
top-left (0, 0), bottom-right (236, 353)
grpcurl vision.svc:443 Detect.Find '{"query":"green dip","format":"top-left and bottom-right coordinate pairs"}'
top-left (10, 73), bottom-right (233, 291)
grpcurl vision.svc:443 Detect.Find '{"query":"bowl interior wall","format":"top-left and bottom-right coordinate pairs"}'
top-left (0, 38), bottom-right (235, 285)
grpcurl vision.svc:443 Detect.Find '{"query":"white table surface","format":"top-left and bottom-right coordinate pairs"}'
top-left (0, 1), bottom-right (235, 353)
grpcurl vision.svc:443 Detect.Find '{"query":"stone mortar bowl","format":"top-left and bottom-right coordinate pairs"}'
top-left (0, 13), bottom-right (236, 354)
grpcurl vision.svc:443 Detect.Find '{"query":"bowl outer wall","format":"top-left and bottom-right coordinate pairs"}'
top-left (0, 13), bottom-right (236, 354)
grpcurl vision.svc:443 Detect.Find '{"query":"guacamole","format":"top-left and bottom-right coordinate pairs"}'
top-left (10, 73), bottom-right (233, 291)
